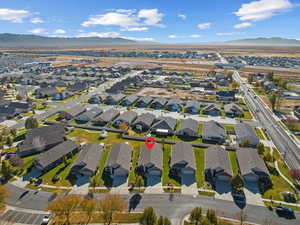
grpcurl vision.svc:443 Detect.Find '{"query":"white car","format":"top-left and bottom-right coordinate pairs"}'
top-left (41, 215), bottom-right (50, 225)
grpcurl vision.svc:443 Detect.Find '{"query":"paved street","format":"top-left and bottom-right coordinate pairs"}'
top-left (0, 210), bottom-right (49, 225)
top-left (233, 71), bottom-right (300, 169)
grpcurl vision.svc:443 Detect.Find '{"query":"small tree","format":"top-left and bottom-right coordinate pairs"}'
top-left (206, 209), bottom-right (218, 225)
top-left (290, 169), bottom-right (300, 181)
top-left (135, 176), bottom-right (144, 191)
top-left (139, 207), bottom-right (157, 225)
top-left (80, 198), bottom-right (98, 225)
top-left (257, 143), bottom-right (265, 155)
top-left (240, 139), bottom-right (251, 147)
top-left (100, 194), bottom-right (127, 225)
top-left (189, 207), bottom-right (202, 225)
top-left (16, 94), bottom-right (23, 101)
top-left (266, 72), bottom-right (274, 81)
top-left (0, 185), bottom-right (8, 209)
top-left (6, 136), bottom-right (13, 147)
top-left (157, 216), bottom-right (171, 225)
top-left (232, 81), bottom-right (240, 89)
top-left (264, 153), bottom-right (274, 163)
top-left (269, 94), bottom-right (278, 111)
top-left (1, 160), bottom-right (16, 179)
top-left (47, 194), bottom-right (82, 225)
top-left (235, 210), bottom-right (247, 225)
top-left (10, 129), bottom-right (17, 137)
top-left (231, 174), bottom-right (244, 191)
top-left (25, 117), bottom-right (39, 129)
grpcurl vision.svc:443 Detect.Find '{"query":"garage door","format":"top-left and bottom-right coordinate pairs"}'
top-left (244, 174), bottom-right (258, 182)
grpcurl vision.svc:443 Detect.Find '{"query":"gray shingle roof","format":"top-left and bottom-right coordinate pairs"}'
top-left (171, 142), bottom-right (195, 169)
top-left (166, 98), bottom-right (183, 106)
top-left (106, 142), bottom-right (132, 172)
top-left (151, 117), bottom-right (177, 131)
top-left (137, 96), bottom-right (153, 105)
top-left (62, 105), bottom-right (86, 118)
top-left (151, 97), bottom-right (168, 106)
top-left (133, 113), bottom-right (156, 127)
top-left (205, 145), bottom-right (232, 176)
top-left (234, 122), bottom-right (259, 145)
top-left (93, 108), bottom-right (120, 123)
top-left (72, 143), bottom-right (103, 173)
top-left (186, 100), bottom-right (200, 109)
top-left (75, 107), bottom-right (102, 121)
top-left (236, 147), bottom-right (269, 176)
top-left (139, 144), bottom-right (163, 170)
top-left (115, 111), bottom-right (137, 124)
top-left (35, 140), bottom-right (78, 169)
top-left (202, 120), bottom-right (226, 139)
top-left (122, 95), bottom-right (139, 104)
top-left (179, 118), bottom-right (198, 133)
top-left (224, 103), bottom-right (243, 114)
top-left (203, 103), bottom-right (221, 112)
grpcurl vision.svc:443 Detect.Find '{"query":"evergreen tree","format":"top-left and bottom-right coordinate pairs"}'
top-left (139, 207), bottom-right (157, 225)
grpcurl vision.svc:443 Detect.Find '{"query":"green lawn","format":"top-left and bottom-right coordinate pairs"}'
top-left (228, 151), bottom-right (239, 176)
top-left (18, 154), bottom-right (38, 177)
top-left (255, 128), bottom-right (266, 140)
top-left (243, 111), bottom-right (253, 120)
top-left (127, 142), bottom-right (142, 185)
top-left (224, 124), bottom-right (235, 133)
top-left (194, 148), bottom-right (205, 188)
top-left (93, 147), bottom-right (111, 186)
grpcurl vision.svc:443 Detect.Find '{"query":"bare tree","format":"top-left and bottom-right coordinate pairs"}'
top-left (235, 210), bottom-right (247, 225)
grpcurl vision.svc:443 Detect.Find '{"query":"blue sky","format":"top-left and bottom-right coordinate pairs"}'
top-left (0, 0), bottom-right (299, 43)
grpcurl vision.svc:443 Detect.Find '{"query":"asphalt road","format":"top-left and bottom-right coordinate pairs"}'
top-left (233, 71), bottom-right (300, 169)
top-left (4, 183), bottom-right (300, 225)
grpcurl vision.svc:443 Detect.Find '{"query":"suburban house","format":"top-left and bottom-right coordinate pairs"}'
top-left (68, 82), bottom-right (89, 92)
top-left (202, 120), bottom-right (226, 144)
top-left (106, 94), bottom-right (125, 105)
top-left (136, 144), bottom-right (163, 186)
top-left (166, 99), bottom-right (183, 112)
top-left (88, 94), bottom-right (108, 104)
top-left (135, 96), bottom-right (153, 108)
top-left (113, 111), bottom-right (137, 128)
top-left (17, 124), bottom-right (65, 157)
top-left (151, 98), bottom-right (168, 110)
top-left (8, 102), bottom-right (32, 113)
top-left (70, 143), bottom-right (103, 178)
top-left (58, 105), bottom-right (86, 121)
top-left (52, 91), bottom-right (74, 101)
top-left (186, 100), bottom-right (201, 114)
top-left (203, 103), bottom-right (221, 116)
top-left (34, 140), bottom-right (80, 173)
top-left (224, 103), bottom-right (244, 117)
top-left (92, 108), bottom-right (120, 126)
top-left (34, 87), bottom-right (58, 98)
top-left (235, 122), bottom-right (259, 147)
top-left (216, 90), bottom-right (236, 102)
top-left (0, 106), bottom-right (18, 120)
top-left (170, 142), bottom-right (196, 185)
top-left (132, 113), bottom-right (156, 132)
top-left (205, 145), bottom-right (232, 183)
top-left (104, 142), bottom-right (132, 186)
top-left (121, 95), bottom-right (139, 106)
top-left (151, 117), bottom-right (177, 136)
top-left (177, 118), bottom-right (198, 137)
top-left (75, 107), bottom-right (103, 123)
top-left (236, 147), bottom-right (270, 183)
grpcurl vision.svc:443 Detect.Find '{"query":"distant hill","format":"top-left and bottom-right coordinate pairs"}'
top-left (226, 37), bottom-right (300, 46)
top-left (0, 33), bottom-right (137, 48)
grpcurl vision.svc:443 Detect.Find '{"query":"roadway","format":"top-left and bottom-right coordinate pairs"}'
top-left (233, 71), bottom-right (300, 170)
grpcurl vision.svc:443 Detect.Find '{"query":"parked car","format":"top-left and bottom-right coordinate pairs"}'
top-left (41, 215), bottom-right (50, 225)
top-left (275, 206), bottom-right (295, 218)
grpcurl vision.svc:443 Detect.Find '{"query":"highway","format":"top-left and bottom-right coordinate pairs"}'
top-left (233, 71), bottom-right (300, 170)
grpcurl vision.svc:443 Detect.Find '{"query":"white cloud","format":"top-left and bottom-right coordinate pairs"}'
top-left (54, 29), bottom-right (66, 34)
top-left (168, 34), bottom-right (178, 39)
top-left (78, 32), bottom-right (120, 38)
top-left (189, 34), bottom-right (202, 38)
top-left (82, 8), bottom-right (164, 29)
top-left (122, 27), bottom-right (148, 31)
top-left (197, 22), bottom-right (211, 30)
top-left (122, 36), bottom-right (154, 41)
top-left (234, 22), bottom-right (252, 29)
top-left (0, 8), bottom-right (30, 23)
top-left (217, 32), bottom-right (244, 36)
top-left (138, 9), bottom-right (164, 26)
top-left (177, 14), bottom-right (187, 20)
top-left (30, 17), bottom-right (44, 24)
top-left (234, 0), bottom-right (293, 21)
top-left (29, 28), bottom-right (45, 34)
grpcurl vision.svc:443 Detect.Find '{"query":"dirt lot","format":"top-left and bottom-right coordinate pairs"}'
top-left (135, 87), bottom-right (204, 99)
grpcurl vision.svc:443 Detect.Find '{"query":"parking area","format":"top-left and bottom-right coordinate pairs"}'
top-left (0, 210), bottom-right (49, 225)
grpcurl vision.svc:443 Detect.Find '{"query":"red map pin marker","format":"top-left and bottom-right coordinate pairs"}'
top-left (145, 137), bottom-right (155, 150)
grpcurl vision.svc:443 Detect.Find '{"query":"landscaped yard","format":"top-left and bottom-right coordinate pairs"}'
top-left (162, 144), bottom-right (180, 187)
top-left (228, 151), bottom-right (239, 176)
top-left (194, 148), bottom-right (205, 187)
top-left (255, 128), bottom-right (265, 140)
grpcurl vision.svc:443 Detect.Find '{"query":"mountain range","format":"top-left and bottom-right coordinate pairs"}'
top-left (0, 33), bottom-right (300, 47)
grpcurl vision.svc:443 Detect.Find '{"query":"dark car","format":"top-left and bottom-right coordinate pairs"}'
top-left (276, 206), bottom-right (295, 218)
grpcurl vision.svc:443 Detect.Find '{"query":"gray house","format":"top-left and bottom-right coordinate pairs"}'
top-left (235, 123), bottom-right (259, 147)
top-left (75, 107), bottom-right (102, 123)
top-left (70, 143), bottom-right (103, 178)
top-left (205, 145), bottom-right (232, 183)
top-left (151, 98), bottom-right (168, 110)
top-left (132, 113), bottom-right (156, 132)
top-left (203, 103), bottom-right (221, 116)
top-left (236, 147), bottom-right (269, 183)
top-left (186, 100), bottom-right (201, 114)
top-left (17, 124), bottom-right (65, 157)
top-left (177, 118), bottom-right (198, 137)
top-left (104, 142), bottom-right (132, 186)
top-left (137, 144), bottom-right (163, 186)
top-left (121, 95), bottom-right (139, 106)
top-left (59, 105), bottom-right (86, 121)
top-left (114, 111), bottom-right (138, 128)
top-left (136, 96), bottom-right (153, 108)
top-left (202, 120), bottom-right (226, 144)
top-left (92, 108), bottom-right (120, 126)
top-left (166, 99), bottom-right (183, 112)
top-left (151, 117), bottom-right (177, 136)
top-left (106, 94), bottom-right (125, 105)
top-left (34, 140), bottom-right (80, 173)
top-left (170, 142), bottom-right (196, 185)
top-left (224, 103), bottom-right (243, 117)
